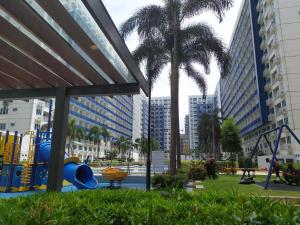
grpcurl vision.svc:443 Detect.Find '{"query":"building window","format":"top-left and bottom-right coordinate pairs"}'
top-left (0, 108), bottom-right (8, 115)
top-left (0, 123), bottom-right (6, 130)
top-left (12, 108), bottom-right (18, 112)
top-left (34, 124), bottom-right (40, 130)
top-left (10, 123), bottom-right (15, 127)
top-left (36, 108), bottom-right (42, 115)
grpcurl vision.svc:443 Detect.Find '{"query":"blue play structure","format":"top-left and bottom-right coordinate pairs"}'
top-left (0, 130), bottom-right (97, 192)
top-left (241, 124), bottom-right (300, 189)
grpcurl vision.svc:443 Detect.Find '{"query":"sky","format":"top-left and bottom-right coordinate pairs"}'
top-left (102, 0), bottom-right (243, 131)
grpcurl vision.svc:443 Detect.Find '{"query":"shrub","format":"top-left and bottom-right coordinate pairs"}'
top-left (0, 190), bottom-right (299, 225)
top-left (282, 163), bottom-right (300, 171)
top-left (152, 173), bottom-right (188, 189)
top-left (188, 160), bottom-right (207, 180)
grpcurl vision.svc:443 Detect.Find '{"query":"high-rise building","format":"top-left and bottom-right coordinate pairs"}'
top-left (184, 115), bottom-right (190, 135)
top-left (220, 0), bottom-right (268, 156)
top-left (188, 95), bottom-right (215, 150)
top-left (220, 0), bottom-right (300, 161)
top-left (69, 96), bottom-right (133, 139)
top-left (151, 97), bottom-right (171, 151)
top-left (0, 99), bottom-right (51, 134)
top-left (132, 93), bottom-right (148, 140)
top-left (257, 0), bottom-right (300, 159)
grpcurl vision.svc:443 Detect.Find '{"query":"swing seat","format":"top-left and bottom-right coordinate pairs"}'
top-left (239, 177), bottom-right (255, 185)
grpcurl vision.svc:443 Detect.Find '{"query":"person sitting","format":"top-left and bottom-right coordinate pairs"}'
top-left (283, 164), bottom-right (300, 186)
top-left (273, 159), bottom-right (283, 183)
top-left (205, 156), bottom-right (217, 180)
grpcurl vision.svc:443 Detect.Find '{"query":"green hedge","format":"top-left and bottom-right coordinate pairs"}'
top-left (0, 190), bottom-right (299, 225)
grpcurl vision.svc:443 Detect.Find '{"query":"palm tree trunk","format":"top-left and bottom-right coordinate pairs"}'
top-left (170, 0), bottom-right (180, 174)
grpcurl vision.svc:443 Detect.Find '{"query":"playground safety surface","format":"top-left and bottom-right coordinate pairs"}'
top-left (256, 181), bottom-right (300, 191)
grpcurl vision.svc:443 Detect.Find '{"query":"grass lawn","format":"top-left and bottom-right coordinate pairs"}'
top-left (200, 175), bottom-right (300, 198)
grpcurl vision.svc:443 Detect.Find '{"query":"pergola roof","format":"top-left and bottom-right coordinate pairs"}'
top-left (0, 0), bottom-right (149, 96)
top-left (0, 0), bottom-right (150, 192)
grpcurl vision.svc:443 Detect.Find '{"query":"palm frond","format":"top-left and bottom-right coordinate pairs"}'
top-left (132, 38), bottom-right (167, 64)
top-left (184, 63), bottom-right (207, 97)
top-left (181, 0), bottom-right (233, 22)
top-left (120, 5), bottom-right (168, 40)
top-left (180, 23), bottom-right (230, 77)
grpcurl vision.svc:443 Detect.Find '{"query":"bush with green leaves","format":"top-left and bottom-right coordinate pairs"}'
top-left (152, 173), bottom-right (188, 189)
top-left (188, 160), bottom-right (207, 180)
top-left (282, 163), bottom-right (300, 171)
top-left (0, 190), bottom-right (299, 225)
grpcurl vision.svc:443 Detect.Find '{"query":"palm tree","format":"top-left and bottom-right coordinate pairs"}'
top-left (133, 138), bottom-right (142, 160)
top-left (121, 0), bottom-right (232, 174)
top-left (101, 127), bottom-right (110, 147)
top-left (88, 126), bottom-right (101, 158)
top-left (67, 119), bottom-right (77, 155)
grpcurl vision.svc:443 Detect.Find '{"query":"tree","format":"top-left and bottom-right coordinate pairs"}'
top-left (220, 118), bottom-right (242, 170)
top-left (88, 126), bottom-right (101, 157)
top-left (101, 127), bottom-right (110, 147)
top-left (67, 119), bottom-right (85, 156)
top-left (141, 137), bottom-right (160, 155)
top-left (198, 110), bottom-right (221, 158)
top-left (121, 0), bottom-right (232, 174)
top-left (67, 119), bottom-right (77, 155)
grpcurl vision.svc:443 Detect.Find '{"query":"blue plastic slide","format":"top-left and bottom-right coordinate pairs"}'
top-left (37, 141), bottom-right (98, 189)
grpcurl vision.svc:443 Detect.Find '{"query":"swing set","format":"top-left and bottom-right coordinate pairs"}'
top-left (241, 124), bottom-right (300, 189)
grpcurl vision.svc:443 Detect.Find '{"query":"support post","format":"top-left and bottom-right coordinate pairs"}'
top-left (47, 87), bottom-right (69, 192)
top-left (146, 82), bottom-right (152, 191)
top-left (264, 126), bottom-right (283, 190)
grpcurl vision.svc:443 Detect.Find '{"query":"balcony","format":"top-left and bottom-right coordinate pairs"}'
top-left (274, 56), bottom-right (281, 64)
top-left (278, 107), bottom-right (288, 116)
top-left (259, 27), bottom-right (265, 37)
top-left (264, 83), bottom-right (272, 91)
top-left (262, 54), bottom-right (268, 63)
top-left (266, 98), bottom-right (274, 107)
top-left (256, 1), bottom-right (262, 11)
top-left (263, 68), bottom-right (270, 77)
top-left (271, 41), bottom-right (279, 50)
top-left (275, 73), bottom-right (283, 82)
top-left (268, 113), bottom-right (276, 122)
top-left (260, 40), bottom-right (266, 50)
top-left (270, 26), bottom-right (277, 34)
top-left (274, 91), bottom-right (285, 101)
top-left (258, 13), bottom-right (264, 24)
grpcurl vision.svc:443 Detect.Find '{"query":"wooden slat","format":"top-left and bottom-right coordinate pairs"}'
top-left (0, 1), bottom-right (106, 85)
top-left (0, 71), bottom-right (30, 89)
top-left (0, 17), bottom-right (88, 86)
top-left (0, 80), bottom-right (11, 90)
top-left (0, 57), bottom-right (49, 88)
top-left (0, 38), bottom-right (70, 87)
top-left (36, 0), bottom-right (126, 84)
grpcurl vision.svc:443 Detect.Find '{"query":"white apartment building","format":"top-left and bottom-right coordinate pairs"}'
top-left (188, 95), bottom-right (215, 150)
top-left (257, 0), bottom-right (300, 159)
top-left (0, 99), bottom-right (51, 134)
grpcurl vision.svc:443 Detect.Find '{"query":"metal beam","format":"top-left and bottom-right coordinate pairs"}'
top-left (67, 83), bottom-right (140, 96)
top-left (0, 88), bottom-right (56, 100)
top-left (0, 83), bottom-right (140, 100)
top-left (47, 87), bottom-right (70, 192)
top-left (82, 0), bottom-right (149, 96)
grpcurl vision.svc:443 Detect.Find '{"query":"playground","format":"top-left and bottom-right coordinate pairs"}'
top-left (0, 128), bottom-right (148, 198)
